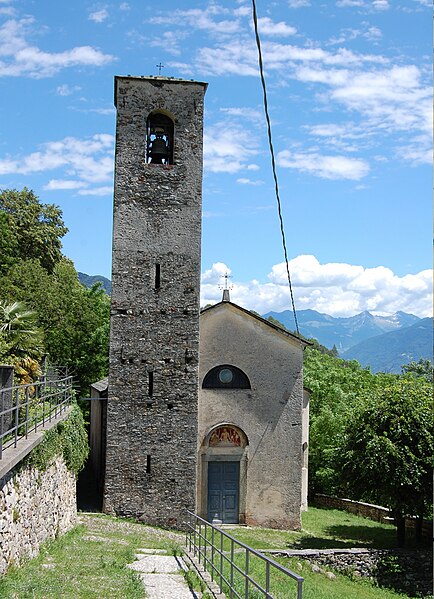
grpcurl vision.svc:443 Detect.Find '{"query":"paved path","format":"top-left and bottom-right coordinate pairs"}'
top-left (128, 548), bottom-right (199, 598)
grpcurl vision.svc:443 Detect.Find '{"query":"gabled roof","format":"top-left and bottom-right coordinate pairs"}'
top-left (200, 301), bottom-right (311, 348)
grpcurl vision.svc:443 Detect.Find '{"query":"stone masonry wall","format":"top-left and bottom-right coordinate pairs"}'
top-left (314, 494), bottom-right (391, 522)
top-left (271, 549), bottom-right (432, 597)
top-left (105, 76), bottom-right (207, 528)
top-left (314, 494), bottom-right (432, 541)
top-left (0, 457), bottom-right (76, 574)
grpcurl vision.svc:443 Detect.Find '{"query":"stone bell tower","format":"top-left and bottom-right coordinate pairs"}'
top-left (104, 76), bottom-right (207, 527)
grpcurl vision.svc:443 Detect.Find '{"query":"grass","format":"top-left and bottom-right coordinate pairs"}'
top-left (198, 549), bottom-right (409, 599)
top-left (0, 513), bottom-right (184, 599)
top-left (221, 507), bottom-right (397, 551)
top-left (0, 508), bottom-right (414, 599)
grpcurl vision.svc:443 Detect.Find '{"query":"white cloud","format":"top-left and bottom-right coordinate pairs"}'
top-left (288, 0), bottom-right (311, 6)
top-left (294, 64), bottom-right (432, 163)
top-left (149, 6), bottom-right (242, 37)
top-left (328, 24), bottom-right (382, 45)
top-left (200, 256), bottom-right (433, 318)
top-left (0, 134), bottom-right (114, 190)
top-left (43, 179), bottom-right (87, 190)
top-left (56, 83), bottom-right (81, 96)
top-left (149, 30), bottom-right (188, 56)
top-left (236, 178), bottom-right (264, 185)
top-left (277, 149), bottom-right (370, 180)
top-left (336, 0), bottom-right (365, 6)
top-left (220, 107), bottom-right (262, 122)
top-left (336, 0), bottom-right (389, 8)
top-left (372, 0), bottom-right (389, 9)
top-left (204, 121), bottom-right (259, 173)
top-left (0, 18), bottom-right (115, 78)
top-left (256, 17), bottom-right (297, 37)
top-left (78, 186), bottom-right (112, 196)
top-left (89, 9), bottom-right (109, 23)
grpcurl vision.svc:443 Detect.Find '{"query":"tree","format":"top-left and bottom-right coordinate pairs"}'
top-left (304, 347), bottom-right (396, 496)
top-left (0, 258), bottom-right (109, 395)
top-left (0, 300), bottom-right (44, 358)
top-left (0, 188), bottom-right (68, 273)
top-left (0, 300), bottom-right (44, 384)
top-left (401, 358), bottom-right (432, 382)
top-left (0, 211), bottom-right (18, 275)
top-left (338, 377), bottom-right (433, 545)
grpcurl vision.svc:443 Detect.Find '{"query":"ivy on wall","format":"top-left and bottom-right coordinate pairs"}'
top-left (26, 404), bottom-right (89, 475)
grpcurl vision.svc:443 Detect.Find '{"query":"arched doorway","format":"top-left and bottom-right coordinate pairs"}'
top-left (199, 425), bottom-right (248, 524)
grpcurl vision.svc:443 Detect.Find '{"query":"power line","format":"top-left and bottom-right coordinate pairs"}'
top-left (251, 0), bottom-right (301, 339)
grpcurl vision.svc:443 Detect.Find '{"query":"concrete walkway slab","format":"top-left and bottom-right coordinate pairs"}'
top-left (127, 549), bottom-right (200, 598)
top-left (128, 554), bottom-right (181, 574)
top-left (139, 573), bottom-right (197, 598)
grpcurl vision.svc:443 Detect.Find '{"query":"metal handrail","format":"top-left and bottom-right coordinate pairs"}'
top-left (0, 375), bottom-right (73, 459)
top-left (185, 511), bottom-right (303, 599)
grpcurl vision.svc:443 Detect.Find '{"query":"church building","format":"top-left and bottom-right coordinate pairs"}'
top-left (94, 75), bottom-right (309, 530)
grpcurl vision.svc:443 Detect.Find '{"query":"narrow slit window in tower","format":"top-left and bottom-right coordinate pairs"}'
top-left (148, 371), bottom-right (154, 396)
top-left (146, 455), bottom-right (151, 474)
top-left (155, 263), bottom-right (161, 289)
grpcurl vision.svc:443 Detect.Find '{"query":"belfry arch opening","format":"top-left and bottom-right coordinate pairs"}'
top-left (146, 111), bottom-right (174, 164)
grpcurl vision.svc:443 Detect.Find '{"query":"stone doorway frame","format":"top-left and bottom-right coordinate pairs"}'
top-left (197, 424), bottom-right (248, 524)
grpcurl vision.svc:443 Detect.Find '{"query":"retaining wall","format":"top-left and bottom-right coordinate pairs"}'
top-left (313, 493), bottom-right (391, 522)
top-left (269, 548), bottom-right (432, 597)
top-left (0, 457), bottom-right (76, 574)
top-left (314, 494), bottom-right (432, 542)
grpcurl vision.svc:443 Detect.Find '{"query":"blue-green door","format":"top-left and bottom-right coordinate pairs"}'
top-left (207, 461), bottom-right (239, 524)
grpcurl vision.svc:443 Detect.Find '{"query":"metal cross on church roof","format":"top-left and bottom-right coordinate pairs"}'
top-left (219, 272), bottom-right (233, 302)
top-left (156, 62), bottom-right (164, 75)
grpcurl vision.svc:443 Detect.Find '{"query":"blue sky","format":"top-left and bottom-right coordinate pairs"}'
top-left (0, 0), bottom-right (431, 317)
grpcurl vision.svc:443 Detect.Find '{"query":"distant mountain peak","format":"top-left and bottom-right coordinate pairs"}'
top-left (262, 308), bottom-right (422, 357)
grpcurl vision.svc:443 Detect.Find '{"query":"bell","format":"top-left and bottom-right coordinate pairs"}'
top-left (149, 136), bottom-right (169, 164)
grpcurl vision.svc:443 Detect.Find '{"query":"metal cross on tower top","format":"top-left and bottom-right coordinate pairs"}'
top-left (156, 62), bottom-right (164, 75)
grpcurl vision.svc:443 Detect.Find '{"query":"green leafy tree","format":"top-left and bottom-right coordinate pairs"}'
top-left (0, 211), bottom-right (19, 275)
top-left (304, 348), bottom-right (396, 496)
top-left (0, 259), bottom-right (109, 394)
top-left (401, 358), bottom-right (432, 382)
top-left (338, 377), bottom-right (433, 545)
top-left (0, 188), bottom-right (68, 273)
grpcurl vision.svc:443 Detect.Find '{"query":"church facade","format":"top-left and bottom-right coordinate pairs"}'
top-left (98, 75), bottom-right (309, 530)
top-left (197, 299), bottom-right (309, 529)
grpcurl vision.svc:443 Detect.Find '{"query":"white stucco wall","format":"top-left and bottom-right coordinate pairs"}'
top-left (198, 303), bottom-right (306, 530)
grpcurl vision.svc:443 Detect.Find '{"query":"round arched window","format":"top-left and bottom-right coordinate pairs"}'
top-left (202, 365), bottom-right (251, 389)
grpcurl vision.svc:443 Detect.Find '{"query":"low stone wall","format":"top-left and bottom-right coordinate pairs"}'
top-left (313, 494), bottom-right (432, 541)
top-left (0, 457), bottom-right (77, 574)
top-left (267, 548), bottom-right (432, 598)
top-left (313, 494), bottom-right (390, 522)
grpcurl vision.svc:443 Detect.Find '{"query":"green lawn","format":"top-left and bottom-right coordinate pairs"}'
top-left (0, 513), bottom-right (184, 599)
top-left (0, 509), bottom-right (416, 599)
top-left (222, 507), bottom-right (397, 551)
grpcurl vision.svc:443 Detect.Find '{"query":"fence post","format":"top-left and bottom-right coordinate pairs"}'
top-left (0, 365), bottom-right (14, 445)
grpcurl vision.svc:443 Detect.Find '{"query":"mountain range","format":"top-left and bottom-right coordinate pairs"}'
top-left (262, 309), bottom-right (420, 352)
top-left (341, 317), bottom-right (432, 373)
top-left (77, 273), bottom-right (431, 374)
top-left (263, 308), bottom-right (432, 373)
top-left (78, 272), bottom-right (112, 294)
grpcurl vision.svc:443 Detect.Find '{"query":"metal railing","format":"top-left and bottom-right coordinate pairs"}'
top-left (185, 511), bottom-right (303, 599)
top-left (0, 375), bottom-right (73, 459)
